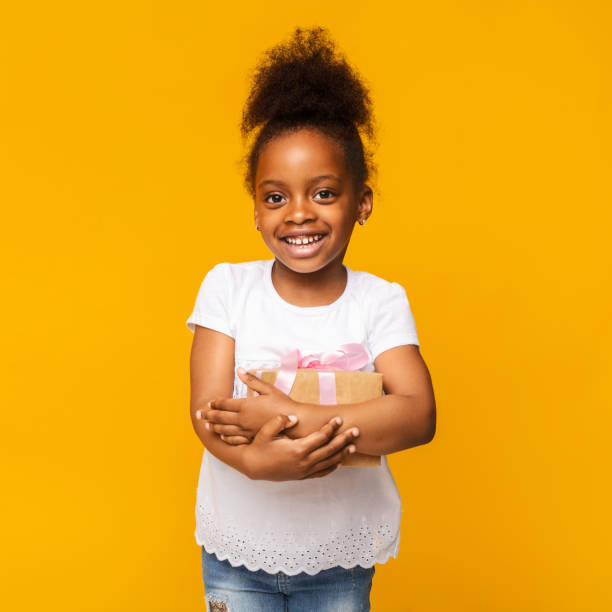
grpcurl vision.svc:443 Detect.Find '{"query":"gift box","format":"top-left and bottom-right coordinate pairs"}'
top-left (246, 344), bottom-right (382, 467)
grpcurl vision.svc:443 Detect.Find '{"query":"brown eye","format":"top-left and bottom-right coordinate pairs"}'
top-left (315, 190), bottom-right (335, 200)
top-left (264, 194), bottom-right (284, 204)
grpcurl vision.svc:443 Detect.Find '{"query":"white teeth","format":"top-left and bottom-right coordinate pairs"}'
top-left (285, 234), bottom-right (323, 245)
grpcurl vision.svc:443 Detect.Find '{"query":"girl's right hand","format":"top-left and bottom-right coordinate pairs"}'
top-left (242, 414), bottom-right (359, 481)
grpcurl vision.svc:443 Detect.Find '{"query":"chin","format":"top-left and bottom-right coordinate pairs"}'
top-left (271, 253), bottom-right (328, 274)
top-left (276, 256), bottom-right (319, 272)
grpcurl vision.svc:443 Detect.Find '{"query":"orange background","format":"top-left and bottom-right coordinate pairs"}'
top-left (1, 2), bottom-right (611, 610)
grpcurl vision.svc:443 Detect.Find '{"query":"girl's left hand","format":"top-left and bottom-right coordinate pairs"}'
top-left (202, 367), bottom-right (299, 445)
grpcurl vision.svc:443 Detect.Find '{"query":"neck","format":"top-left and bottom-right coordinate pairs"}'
top-left (271, 256), bottom-right (348, 307)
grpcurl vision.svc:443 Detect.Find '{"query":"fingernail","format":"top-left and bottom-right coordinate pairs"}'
top-left (288, 415), bottom-right (298, 423)
top-left (205, 422), bottom-right (211, 430)
top-left (237, 366), bottom-right (246, 375)
top-left (207, 401), bottom-right (211, 408)
top-left (220, 434), bottom-right (225, 440)
top-left (352, 427), bottom-right (360, 437)
top-left (347, 445), bottom-right (356, 453)
top-left (196, 410), bottom-right (202, 419)
top-left (334, 417), bottom-right (342, 425)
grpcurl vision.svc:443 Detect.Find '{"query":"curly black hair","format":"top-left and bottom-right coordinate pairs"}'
top-left (239, 26), bottom-right (378, 199)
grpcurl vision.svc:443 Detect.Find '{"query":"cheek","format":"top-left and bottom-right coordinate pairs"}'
top-left (259, 223), bottom-right (275, 240)
top-left (332, 213), bottom-right (356, 235)
top-left (258, 227), bottom-right (280, 252)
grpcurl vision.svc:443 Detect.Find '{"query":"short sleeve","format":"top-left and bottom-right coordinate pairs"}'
top-left (367, 281), bottom-right (420, 361)
top-left (185, 263), bottom-right (234, 337)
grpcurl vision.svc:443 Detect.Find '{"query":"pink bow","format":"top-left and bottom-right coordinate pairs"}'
top-left (269, 343), bottom-right (370, 405)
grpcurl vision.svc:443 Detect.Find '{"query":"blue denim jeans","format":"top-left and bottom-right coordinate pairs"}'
top-left (201, 547), bottom-right (375, 611)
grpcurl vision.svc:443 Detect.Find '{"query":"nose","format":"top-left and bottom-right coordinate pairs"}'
top-left (283, 195), bottom-right (316, 225)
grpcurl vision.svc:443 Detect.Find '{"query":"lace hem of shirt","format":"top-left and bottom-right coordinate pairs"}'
top-left (195, 500), bottom-right (400, 576)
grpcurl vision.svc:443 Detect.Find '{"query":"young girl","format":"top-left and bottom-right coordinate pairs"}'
top-left (186, 26), bottom-right (436, 612)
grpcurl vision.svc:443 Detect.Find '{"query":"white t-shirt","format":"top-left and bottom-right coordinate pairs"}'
top-left (186, 258), bottom-right (420, 575)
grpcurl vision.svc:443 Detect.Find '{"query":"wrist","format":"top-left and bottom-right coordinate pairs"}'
top-left (283, 402), bottom-right (316, 438)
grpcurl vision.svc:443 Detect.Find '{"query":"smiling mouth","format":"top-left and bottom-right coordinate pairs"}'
top-left (281, 233), bottom-right (326, 246)
top-left (279, 232), bottom-right (328, 257)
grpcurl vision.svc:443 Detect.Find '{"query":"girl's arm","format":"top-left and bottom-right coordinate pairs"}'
top-left (190, 325), bottom-right (251, 476)
top-left (283, 344), bottom-right (436, 455)
top-left (190, 325), bottom-right (359, 479)
top-left (222, 344), bottom-right (435, 456)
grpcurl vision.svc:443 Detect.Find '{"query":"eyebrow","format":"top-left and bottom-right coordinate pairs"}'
top-left (257, 174), bottom-right (342, 189)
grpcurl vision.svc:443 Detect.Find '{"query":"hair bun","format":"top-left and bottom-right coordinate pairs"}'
top-left (241, 26), bottom-right (374, 139)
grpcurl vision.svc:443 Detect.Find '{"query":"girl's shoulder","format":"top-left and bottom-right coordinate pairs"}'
top-left (348, 266), bottom-right (407, 297)
top-left (206, 259), bottom-right (270, 286)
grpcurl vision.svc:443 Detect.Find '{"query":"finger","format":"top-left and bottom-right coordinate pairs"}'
top-left (305, 427), bottom-right (359, 465)
top-left (308, 443), bottom-right (356, 473)
top-left (210, 423), bottom-right (250, 436)
top-left (236, 367), bottom-right (280, 396)
top-left (297, 417), bottom-right (343, 454)
top-left (219, 435), bottom-right (251, 445)
top-left (300, 464), bottom-right (338, 479)
top-left (205, 409), bottom-right (239, 425)
top-left (255, 414), bottom-right (298, 441)
top-left (209, 398), bottom-right (242, 413)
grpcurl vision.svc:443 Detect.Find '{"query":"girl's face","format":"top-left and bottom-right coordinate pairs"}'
top-left (253, 128), bottom-right (372, 275)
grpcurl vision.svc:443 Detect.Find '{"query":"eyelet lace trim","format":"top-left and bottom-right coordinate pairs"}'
top-left (195, 501), bottom-right (400, 576)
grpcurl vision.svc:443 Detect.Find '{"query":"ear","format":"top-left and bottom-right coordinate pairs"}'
top-left (356, 185), bottom-right (373, 223)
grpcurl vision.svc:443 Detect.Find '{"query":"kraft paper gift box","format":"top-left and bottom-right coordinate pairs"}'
top-left (246, 367), bottom-right (383, 467)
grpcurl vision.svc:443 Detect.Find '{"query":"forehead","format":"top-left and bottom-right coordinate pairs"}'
top-left (255, 128), bottom-right (346, 183)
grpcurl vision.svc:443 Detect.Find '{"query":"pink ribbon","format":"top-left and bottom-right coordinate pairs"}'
top-left (268, 343), bottom-right (370, 405)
